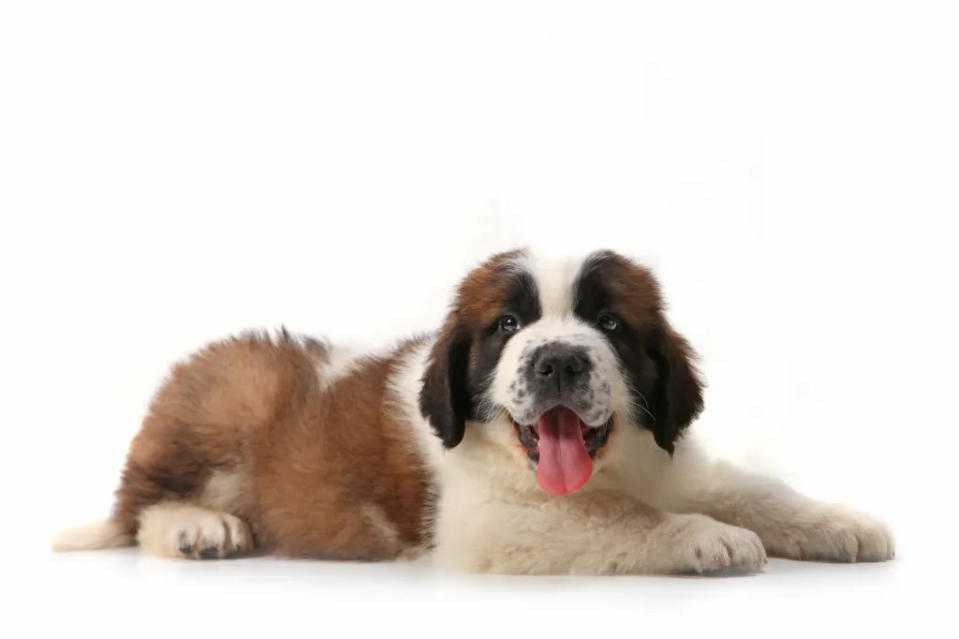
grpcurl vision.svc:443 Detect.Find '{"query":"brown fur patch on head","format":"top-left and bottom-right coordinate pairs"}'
top-left (575, 251), bottom-right (665, 325)
top-left (574, 250), bottom-right (704, 453)
top-left (419, 249), bottom-right (540, 447)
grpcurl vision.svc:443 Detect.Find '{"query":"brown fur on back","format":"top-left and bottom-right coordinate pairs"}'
top-left (113, 332), bottom-right (432, 559)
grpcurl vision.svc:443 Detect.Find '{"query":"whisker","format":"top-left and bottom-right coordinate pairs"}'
top-left (633, 388), bottom-right (651, 410)
top-left (476, 394), bottom-right (507, 423)
top-left (626, 383), bottom-right (655, 422)
top-left (633, 402), bottom-right (655, 422)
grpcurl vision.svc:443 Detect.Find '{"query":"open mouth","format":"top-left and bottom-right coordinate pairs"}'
top-left (512, 406), bottom-right (613, 497)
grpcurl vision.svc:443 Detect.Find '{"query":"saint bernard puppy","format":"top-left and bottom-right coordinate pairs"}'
top-left (54, 249), bottom-right (894, 574)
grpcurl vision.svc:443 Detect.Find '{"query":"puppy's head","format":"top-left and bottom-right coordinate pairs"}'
top-left (419, 249), bottom-right (703, 495)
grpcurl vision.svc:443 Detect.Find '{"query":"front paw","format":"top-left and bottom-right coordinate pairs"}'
top-left (658, 514), bottom-right (767, 575)
top-left (763, 505), bottom-right (895, 562)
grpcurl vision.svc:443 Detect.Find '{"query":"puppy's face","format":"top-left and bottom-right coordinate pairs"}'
top-left (420, 249), bottom-right (703, 496)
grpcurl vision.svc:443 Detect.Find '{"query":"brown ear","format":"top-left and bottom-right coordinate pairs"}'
top-left (419, 316), bottom-right (473, 448)
top-left (645, 325), bottom-right (704, 454)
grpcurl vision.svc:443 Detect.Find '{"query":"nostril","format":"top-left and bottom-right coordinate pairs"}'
top-left (564, 355), bottom-right (586, 376)
top-left (537, 363), bottom-right (555, 377)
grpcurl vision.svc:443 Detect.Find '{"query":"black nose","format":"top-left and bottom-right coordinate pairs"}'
top-left (533, 344), bottom-right (591, 393)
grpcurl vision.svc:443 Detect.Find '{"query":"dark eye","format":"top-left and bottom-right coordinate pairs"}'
top-left (498, 314), bottom-right (521, 333)
top-left (598, 312), bottom-right (621, 332)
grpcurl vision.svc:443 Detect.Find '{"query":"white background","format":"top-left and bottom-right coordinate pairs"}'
top-left (2, 1), bottom-right (957, 636)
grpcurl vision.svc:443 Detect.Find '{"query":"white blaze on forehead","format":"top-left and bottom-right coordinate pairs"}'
top-left (509, 252), bottom-right (588, 318)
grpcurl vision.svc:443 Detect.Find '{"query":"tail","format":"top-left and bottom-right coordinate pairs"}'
top-left (52, 519), bottom-right (134, 552)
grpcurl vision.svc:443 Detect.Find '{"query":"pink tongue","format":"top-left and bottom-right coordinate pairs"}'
top-left (535, 406), bottom-right (593, 496)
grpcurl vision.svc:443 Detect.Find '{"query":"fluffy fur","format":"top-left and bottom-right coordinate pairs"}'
top-left (54, 249), bottom-right (893, 574)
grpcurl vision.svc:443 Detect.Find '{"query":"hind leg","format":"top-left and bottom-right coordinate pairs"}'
top-left (137, 503), bottom-right (254, 559)
top-left (109, 334), bottom-right (322, 557)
